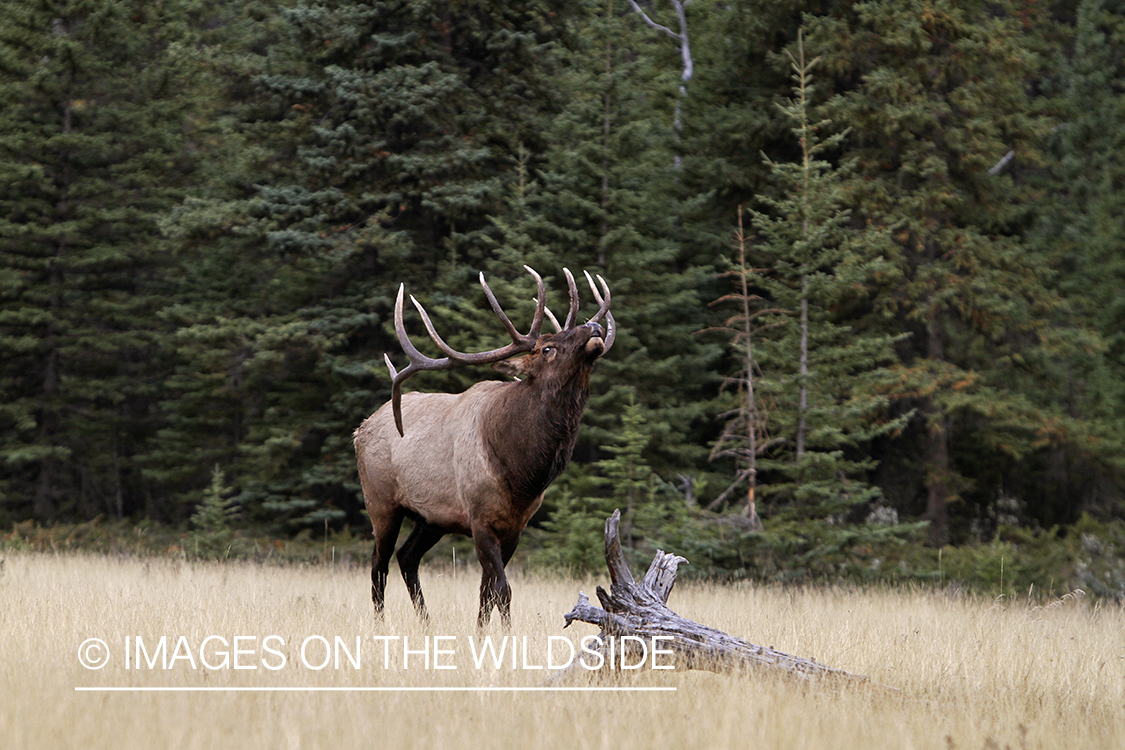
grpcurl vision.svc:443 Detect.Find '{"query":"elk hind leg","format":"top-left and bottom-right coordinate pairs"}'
top-left (370, 509), bottom-right (404, 619)
top-left (396, 519), bottom-right (445, 620)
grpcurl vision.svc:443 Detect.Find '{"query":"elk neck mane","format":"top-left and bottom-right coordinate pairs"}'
top-left (481, 368), bottom-right (592, 506)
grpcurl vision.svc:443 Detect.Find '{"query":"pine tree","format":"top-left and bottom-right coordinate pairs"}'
top-left (190, 465), bottom-right (237, 558)
top-left (596, 393), bottom-right (677, 554)
top-left (534, 393), bottom-right (677, 571)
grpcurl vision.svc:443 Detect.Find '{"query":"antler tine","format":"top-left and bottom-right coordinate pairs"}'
top-left (543, 305), bottom-right (563, 333)
top-left (478, 271), bottom-right (523, 344)
top-left (476, 266), bottom-right (547, 343)
top-left (384, 352), bottom-right (407, 436)
top-left (522, 265), bottom-right (547, 338)
top-left (389, 371), bottom-right (407, 436)
top-left (384, 269), bottom-right (564, 435)
top-left (583, 270), bottom-right (616, 352)
top-left (393, 285), bottom-right (452, 370)
top-left (386, 284), bottom-right (455, 436)
top-left (562, 268), bottom-right (580, 330)
top-left (543, 268), bottom-right (577, 333)
top-left (410, 293), bottom-right (473, 360)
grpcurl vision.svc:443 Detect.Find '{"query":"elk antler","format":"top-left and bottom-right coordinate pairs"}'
top-left (384, 266), bottom-right (613, 436)
top-left (584, 270), bottom-right (616, 352)
top-left (544, 268), bottom-right (581, 333)
top-left (384, 265), bottom-right (546, 436)
top-left (542, 269), bottom-right (614, 352)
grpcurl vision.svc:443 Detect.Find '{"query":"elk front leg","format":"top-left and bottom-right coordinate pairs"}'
top-left (473, 527), bottom-right (511, 629)
top-left (396, 520), bottom-right (445, 620)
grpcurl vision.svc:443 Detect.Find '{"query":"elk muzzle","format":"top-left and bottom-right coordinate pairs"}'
top-left (583, 321), bottom-right (606, 356)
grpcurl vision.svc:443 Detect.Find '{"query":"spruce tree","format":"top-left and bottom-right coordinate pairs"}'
top-left (526, 0), bottom-right (724, 487)
top-left (711, 36), bottom-right (909, 550)
top-left (155, 0), bottom-right (573, 531)
top-left (747, 37), bottom-right (908, 520)
top-left (190, 465), bottom-right (237, 558)
top-left (808, 0), bottom-right (1099, 543)
top-left (0, 0), bottom-right (196, 522)
top-left (1019, 0), bottom-right (1125, 522)
top-left (708, 207), bottom-right (768, 528)
top-left (534, 393), bottom-right (677, 572)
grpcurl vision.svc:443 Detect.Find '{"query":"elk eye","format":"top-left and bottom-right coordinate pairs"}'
top-left (542, 346), bottom-right (556, 356)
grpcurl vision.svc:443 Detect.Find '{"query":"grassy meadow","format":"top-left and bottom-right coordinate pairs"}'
top-left (0, 550), bottom-right (1122, 750)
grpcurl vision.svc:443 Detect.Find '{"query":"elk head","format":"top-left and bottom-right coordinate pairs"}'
top-left (383, 266), bottom-right (615, 436)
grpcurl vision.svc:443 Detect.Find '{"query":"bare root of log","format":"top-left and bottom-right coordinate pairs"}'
top-left (551, 510), bottom-right (870, 685)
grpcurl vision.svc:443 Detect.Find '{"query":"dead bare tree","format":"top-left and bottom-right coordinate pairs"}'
top-left (550, 511), bottom-right (870, 683)
top-left (705, 208), bottom-right (771, 527)
top-left (625, 0), bottom-right (694, 168)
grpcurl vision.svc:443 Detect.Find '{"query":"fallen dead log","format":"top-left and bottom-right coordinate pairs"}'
top-left (551, 510), bottom-right (869, 683)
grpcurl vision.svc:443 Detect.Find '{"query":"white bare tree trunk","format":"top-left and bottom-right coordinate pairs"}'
top-left (625, 0), bottom-right (694, 168)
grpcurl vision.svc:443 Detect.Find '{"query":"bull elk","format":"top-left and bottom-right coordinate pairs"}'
top-left (354, 266), bottom-right (615, 627)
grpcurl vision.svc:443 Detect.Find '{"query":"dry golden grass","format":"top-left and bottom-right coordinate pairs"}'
top-left (1, 551), bottom-right (1122, 749)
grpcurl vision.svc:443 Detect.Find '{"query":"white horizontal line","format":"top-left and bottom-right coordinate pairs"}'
top-left (75, 686), bottom-right (675, 693)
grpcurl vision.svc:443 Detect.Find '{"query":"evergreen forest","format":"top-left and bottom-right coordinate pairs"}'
top-left (3, 0), bottom-right (1125, 596)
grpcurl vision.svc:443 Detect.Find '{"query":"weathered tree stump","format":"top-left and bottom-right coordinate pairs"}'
top-left (552, 510), bottom-right (869, 683)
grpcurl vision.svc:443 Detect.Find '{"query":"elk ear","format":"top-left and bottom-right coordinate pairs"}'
top-left (493, 356), bottom-right (530, 378)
